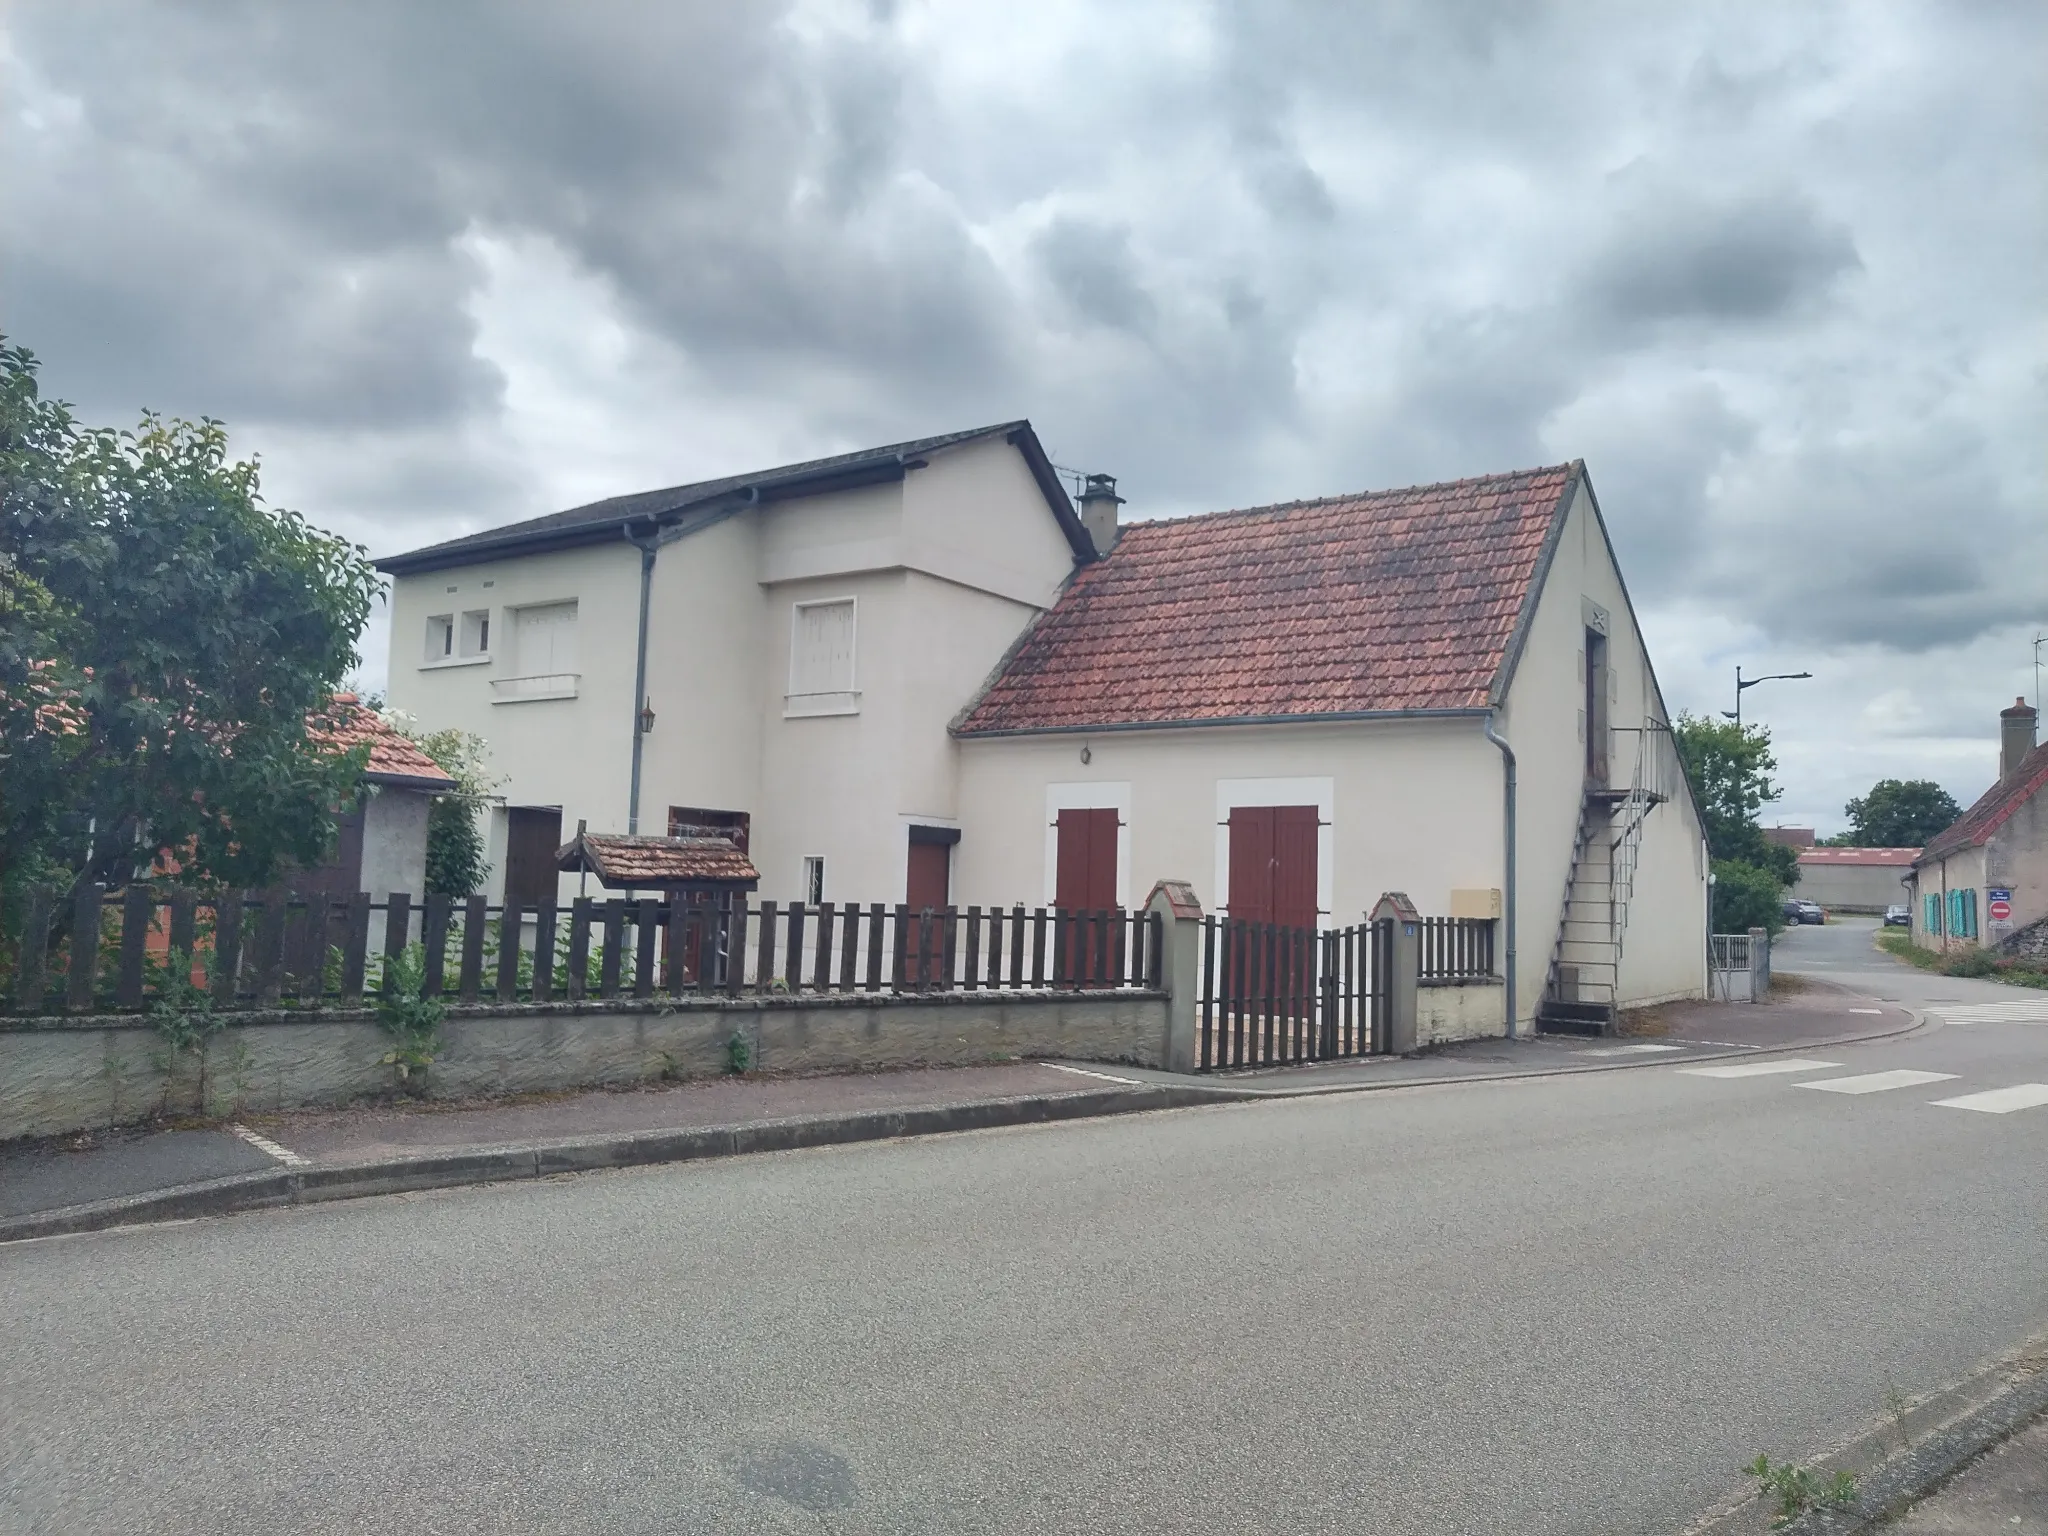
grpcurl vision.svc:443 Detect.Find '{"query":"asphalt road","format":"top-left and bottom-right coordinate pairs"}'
top-left (6, 942), bottom-right (2048, 1534)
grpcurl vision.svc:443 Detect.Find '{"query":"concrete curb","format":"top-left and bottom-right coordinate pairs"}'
top-left (1780, 1368), bottom-right (2048, 1533)
top-left (0, 1083), bottom-right (1247, 1244)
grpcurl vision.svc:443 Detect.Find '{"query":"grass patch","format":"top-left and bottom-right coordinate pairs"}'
top-left (1877, 930), bottom-right (2048, 989)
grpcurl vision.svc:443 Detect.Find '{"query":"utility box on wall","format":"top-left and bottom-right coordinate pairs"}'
top-left (1450, 888), bottom-right (1502, 920)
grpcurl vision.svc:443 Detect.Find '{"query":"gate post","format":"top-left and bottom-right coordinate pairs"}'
top-left (1370, 892), bottom-right (1421, 1054)
top-left (1145, 880), bottom-right (1204, 1073)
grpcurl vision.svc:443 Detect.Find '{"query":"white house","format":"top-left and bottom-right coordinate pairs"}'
top-left (377, 424), bottom-right (1709, 1035)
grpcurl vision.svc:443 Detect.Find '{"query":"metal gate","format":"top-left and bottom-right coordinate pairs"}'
top-left (1197, 916), bottom-right (1393, 1069)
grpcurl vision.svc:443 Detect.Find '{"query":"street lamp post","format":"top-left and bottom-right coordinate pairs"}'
top-left (1721, 665), bottom-right (1813, 727)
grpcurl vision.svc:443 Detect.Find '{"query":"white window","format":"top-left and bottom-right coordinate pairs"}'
top-left (460, 609), bottom-right (491, 657)
top-left (514, 601), bottom-right (578, 675)
top-left (491, 601), bottom-right (580, 702)
top-left (425, 614), bottom-right (455, 662)
top-left (786, 598), bottom-right (858, 717)
top-left (802, 856), bottom-right (825, 905)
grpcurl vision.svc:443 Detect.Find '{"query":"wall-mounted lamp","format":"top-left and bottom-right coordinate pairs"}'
top-left (1079, 743), bottom-right (1092, 765)
top-left (638, 697), bottom-right (656, 735)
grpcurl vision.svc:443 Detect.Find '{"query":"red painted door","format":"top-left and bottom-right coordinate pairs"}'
top-left (1227, 806), bottom-right (1318, 927)
top-left (905, 841), bottom-right (951, 986)
top-left (1055, 808), bottom-right (1120, 982)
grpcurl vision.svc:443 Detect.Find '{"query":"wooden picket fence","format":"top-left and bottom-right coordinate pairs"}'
top-left (3, 885), bottom-right (1164, 1016)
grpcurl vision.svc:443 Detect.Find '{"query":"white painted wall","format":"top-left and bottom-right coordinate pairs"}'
top-left (383, 435), bottom-right (1080, 909)
top-left (1496, 480), bottom-right (1708, 1014)
top-left (360, 787), bottom-right (431, 901)
top-left (955, 718), bottom-right (1505, 925)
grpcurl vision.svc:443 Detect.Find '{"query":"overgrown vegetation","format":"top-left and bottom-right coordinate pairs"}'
top-left (1877, 930), bottom-right (2048, 989)
top-left (1673, 713), bottom-right (1798, 933)
top-left (375, 944), bottom-right (447, 1088)
top-left (1745, 1455), bottom-right (1856, 1529)
top-left (725, 1030), bottom-right (751, 1074)
top-left (0, 338), bottom-right (380, 929)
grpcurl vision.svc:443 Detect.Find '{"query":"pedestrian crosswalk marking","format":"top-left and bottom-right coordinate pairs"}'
top-left (1678, 1058), bottom-right (1841, 1079)
top-left (1931, 1000), bottom-right (2048, 1026)
top-left (1795, 1070), bottom-right (1959, 1096)
top-left (1580, 1043), bottom-right (1686, 1057)
top-left (1932, 1084), bottom-right (2048, 1115)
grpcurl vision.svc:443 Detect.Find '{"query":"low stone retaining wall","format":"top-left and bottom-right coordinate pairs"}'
top-left (0, 990), bottom-right (1170, 1143)
top-left (1417, 978), bottom-right (1505, 1044)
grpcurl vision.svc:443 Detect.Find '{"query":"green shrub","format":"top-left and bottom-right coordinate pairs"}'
top-left (376, 943), bottom-right (446, 1087)
top-left (1712, 859), bottom-right (1786, 935)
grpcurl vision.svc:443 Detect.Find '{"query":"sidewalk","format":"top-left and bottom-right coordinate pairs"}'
top-left (1884, 1409), bottom-right (2048, 1532)
top-left (0, 986), bottom-right (1920, 1242)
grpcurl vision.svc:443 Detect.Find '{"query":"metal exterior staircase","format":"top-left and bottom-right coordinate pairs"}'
top-left (1537, 724), bottom-right (1670, 1037)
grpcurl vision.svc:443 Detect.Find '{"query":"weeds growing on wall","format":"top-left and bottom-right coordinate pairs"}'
top-left (376, 944), bottom-right (446, 1089)
top-left (146, 947), bottom-right (222, 1113)
top-left (1745, 1456), bottom-right (1856, 1529)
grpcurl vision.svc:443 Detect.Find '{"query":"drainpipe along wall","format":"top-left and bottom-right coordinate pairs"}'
top-left (1483, 712), bottom-right (1519, 1039)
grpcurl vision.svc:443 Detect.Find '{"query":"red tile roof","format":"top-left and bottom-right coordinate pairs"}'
top-left (1919, 739), bottom-right (2048, 864)
top-left (1798, 847), bottom-right (1919, 867)
top-left (311, 695), bottom-right (457, 791)
top-left (954, 463), bottom-right (1581, 735)
top-left (557, 831), bottom-right (761, 889)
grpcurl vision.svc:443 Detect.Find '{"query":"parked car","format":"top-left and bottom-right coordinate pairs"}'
top-left (1782, 899), bottom-right (1826, 925)
top-left (1884, 904), bottom-right (1911, 927)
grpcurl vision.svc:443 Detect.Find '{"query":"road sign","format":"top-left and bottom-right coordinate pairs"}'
top-left (1988, 897), bottom-right (2012, 922)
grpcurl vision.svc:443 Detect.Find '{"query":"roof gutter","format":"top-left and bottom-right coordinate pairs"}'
top-left (954, 706), bottom-right (1490, 741)
top-left (1483, 710), bottom-right (1518, 1040)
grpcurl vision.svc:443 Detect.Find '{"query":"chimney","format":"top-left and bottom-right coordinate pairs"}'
top-left (2001, 696), bottom-right (2039, 780)
top-left (1077, 473), bottom-right (1125, 558)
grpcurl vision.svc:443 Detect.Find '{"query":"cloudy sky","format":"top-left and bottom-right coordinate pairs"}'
top-left (4, 0), bottom-right (2042, 832)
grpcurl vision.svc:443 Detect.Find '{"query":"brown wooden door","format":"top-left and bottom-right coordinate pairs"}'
top-left (503, 807), bottom-right (563, 909)
top-left (1227, 805), bottom-right (1319, 1021)
top-left (1227, 805), bottom-right (1318, 927)
top-left (905, 840), bottom-right (951, 986)
top-left (1055, 808), bottom-right (1120, 982)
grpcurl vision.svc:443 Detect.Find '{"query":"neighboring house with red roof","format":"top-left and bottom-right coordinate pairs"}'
top-left (1795, 846), bottom-right (1919, 914)
top-left (298, 694), bottom-right (457, 900)
top-left (1906, 698), bottom-right (2046, 952)
top-left (377, 427), bottom-right (1708, 1036)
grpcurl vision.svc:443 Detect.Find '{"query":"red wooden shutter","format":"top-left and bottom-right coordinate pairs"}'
top-left (1055, 808), bottom-right (1118, 910)
top-left (1271, 806), bottom-right (1320, 929)
top-left (1227, 807), bottom-right (1275, 924)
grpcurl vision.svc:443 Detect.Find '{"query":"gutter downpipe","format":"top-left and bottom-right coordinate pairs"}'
top-left (1484, 711), bottom-right (1518, 1039)
top-left (622, 488), bottom-right (763, 835)
top-left (625, 527), bottom-right (659, 835)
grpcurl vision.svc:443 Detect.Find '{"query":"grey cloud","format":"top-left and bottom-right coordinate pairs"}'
top-left (1034, 218), bottom-right (1158, 337)
top-left (1582, 186), bottom-right (1861, 325)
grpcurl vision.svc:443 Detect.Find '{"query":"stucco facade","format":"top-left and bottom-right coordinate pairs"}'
top-left (1905, 702), bottom-right (2047, 952)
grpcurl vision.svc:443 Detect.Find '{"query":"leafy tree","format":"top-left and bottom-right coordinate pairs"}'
top-left (1672, 713), bottom-right (1800, 886)
top-left (0, 340), bottom-right (379, 916)
top-left (1711, 858), bottom-right (1786, 936)
top-left (1841, 779), bottom-right (1961, 848)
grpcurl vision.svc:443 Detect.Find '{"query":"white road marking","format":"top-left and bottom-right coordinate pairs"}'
top-left (1932, 1084), bottom-right (2048, 1115)
top-left (1848, 1008), bottom-right (1883, 1015)
top-left (1795, 1070), bottom-right (1959, 1096)
top-left (1930, 1000), bottom-right (2048, 1025)
top-left (1678, 1058), bottom-right (1842, 1079)
top-left (1580, 1043), bottom-right (1686, 1057)
top-left (1043, 1064), bottom-right (1146, 1086)
top-left (1669, 1039), bottom-right (1762, 1050)
top-left (230, 1123), bottom-right (309, 1167)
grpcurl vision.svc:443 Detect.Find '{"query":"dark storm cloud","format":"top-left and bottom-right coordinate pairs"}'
top-left (1581, 185), bottom-right (1861, 325)
top-left (1, 0), bottom-right (2039, 679)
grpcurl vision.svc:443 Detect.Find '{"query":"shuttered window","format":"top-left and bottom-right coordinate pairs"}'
top-left (787, 598), bottom-right (858, 716)
top-left (514, 601), bottom-right (578, 677)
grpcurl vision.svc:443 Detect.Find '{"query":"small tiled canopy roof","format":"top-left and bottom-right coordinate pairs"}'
top-left (311, 694), bottom-right (457, 792)
top-left (955, 463), bottom-right (1581, 734)
top-left (556, 830), bottom-right (760, 890)
top-left (1918, 738), bottom-right (2048, 865)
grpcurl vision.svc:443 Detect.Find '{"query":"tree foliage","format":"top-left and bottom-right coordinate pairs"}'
top-left (1841, 778), bottom-right (1961, 848)
top-left (0, 340), bottom-right (380, 912)
top-left (1673, 713), bottom-right (1799, 930)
